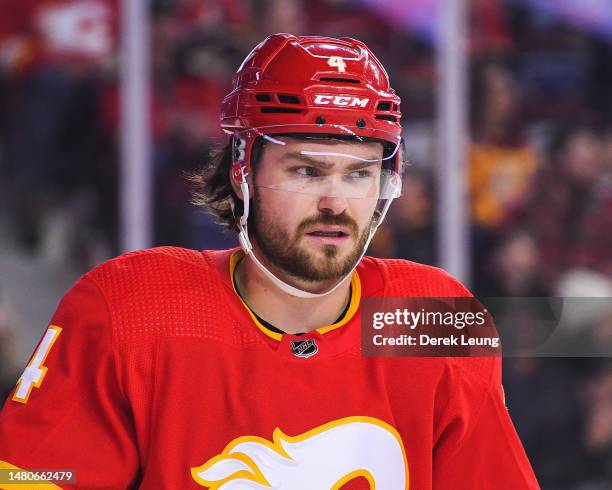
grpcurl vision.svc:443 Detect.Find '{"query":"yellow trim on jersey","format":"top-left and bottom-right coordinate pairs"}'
top-left (316, 272), bottom-right (361, 335)
top-left (229, 250), bottom-right (361, 341)
top-left (0, 460), bottom-right (64, 489)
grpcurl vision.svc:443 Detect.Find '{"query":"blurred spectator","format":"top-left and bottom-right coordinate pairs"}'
top-left (503, 357), bottom-right (590, 489)
top-left (469, 0), bottom-right (513, 55)
top-left (469, 61), bottom-right (539, 229)
top-left (0, 286), bottom-right (18, 403)
top-left (575, 126), bottom-right (612, 277)
top-left (579, 363), bottom-right (612, 487)
top-left (554, 272), bottom-right (612, 359)
top-left (478, 228), bottom-right (549, 297)
top-left (505, 123), bottom-right (606, 288)
top-left (0, 0), bottom-right (116, 77)
top-left (0, 0), bottom-right (117, 262)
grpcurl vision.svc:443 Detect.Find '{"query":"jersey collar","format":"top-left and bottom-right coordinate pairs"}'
top-left (228, 249), bottom-right (361, 341)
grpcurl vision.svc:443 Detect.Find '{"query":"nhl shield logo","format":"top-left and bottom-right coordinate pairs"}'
top-left (290, 338), bottom-right (318, 358)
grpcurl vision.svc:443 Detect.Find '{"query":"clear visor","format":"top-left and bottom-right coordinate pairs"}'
top-left (234, 125), bottom-right (405, 199)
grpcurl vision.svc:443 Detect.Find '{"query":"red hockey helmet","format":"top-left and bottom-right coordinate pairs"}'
top-left (221, 33), bottom-right (404, 177)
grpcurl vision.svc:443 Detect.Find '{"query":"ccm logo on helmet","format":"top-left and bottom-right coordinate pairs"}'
top-left (313, 95), bottom-right (370, 108)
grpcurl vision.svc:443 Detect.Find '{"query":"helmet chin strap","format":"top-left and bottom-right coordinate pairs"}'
top-left (232, 174), bottom-right (394, 299)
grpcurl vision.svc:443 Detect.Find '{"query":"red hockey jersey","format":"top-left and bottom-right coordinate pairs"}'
top-left (0, 247), bottom-right (539, 489)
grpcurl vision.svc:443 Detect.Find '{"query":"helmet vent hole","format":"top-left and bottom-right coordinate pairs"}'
top-left (375, 115), bottom-right (397, 122)
top-left (319, 77), bottom-right (360, 84)
top-left (278, 94), bottom-right (301, 104)
top-left (255, 94), bottom-right (271, 102)
top-left (260, 107), bottom-right (302, 114)
top-left (376, 101), bottom-right (392, 111)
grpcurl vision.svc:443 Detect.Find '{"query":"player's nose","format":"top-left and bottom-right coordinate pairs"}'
top-left (317, 195), bottom-right (348, 215)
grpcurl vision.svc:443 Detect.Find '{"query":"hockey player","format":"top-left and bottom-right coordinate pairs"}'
top-left (0, 34), bottom-right (539, 489)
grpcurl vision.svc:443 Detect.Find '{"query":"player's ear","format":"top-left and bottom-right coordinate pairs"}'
top-left (229, 166), bottom-right (243, 200)
top-left (229, 165), bottom-right (253, 200)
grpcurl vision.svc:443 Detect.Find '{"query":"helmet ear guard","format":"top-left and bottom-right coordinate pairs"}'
top-left (229, 136), bottom-right (248, 207)
top-left (231, 134), bottom-right (249, 172)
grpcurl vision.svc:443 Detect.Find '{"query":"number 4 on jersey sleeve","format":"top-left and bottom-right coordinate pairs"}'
top-left (12, 326), bottom-right (62, 404)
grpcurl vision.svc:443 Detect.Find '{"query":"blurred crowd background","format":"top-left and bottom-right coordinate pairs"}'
top-left (0, 0), bottom-right (611, 487)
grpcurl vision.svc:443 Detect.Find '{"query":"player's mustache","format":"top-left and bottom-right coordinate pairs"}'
top-left (296, 214), bottom-right (359, 235)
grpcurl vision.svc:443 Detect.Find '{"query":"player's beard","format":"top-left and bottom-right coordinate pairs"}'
top-left (251, 193), bottom-right (371, 283)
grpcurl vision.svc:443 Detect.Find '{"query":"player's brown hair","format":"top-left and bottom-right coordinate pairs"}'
top-left (189, 143), bottom-right (243, 232)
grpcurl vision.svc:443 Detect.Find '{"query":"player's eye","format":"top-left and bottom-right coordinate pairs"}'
top-left (347, 169), bottom-right (374, 179)
top-left (293, 166), bottom-right (321, 177)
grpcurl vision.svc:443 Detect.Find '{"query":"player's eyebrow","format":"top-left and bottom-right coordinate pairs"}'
top-left (282, 151), bottom-right (382, 170)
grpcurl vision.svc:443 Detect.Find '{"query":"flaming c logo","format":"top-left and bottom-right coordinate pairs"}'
top-left (191, 416), bottom-right (409, 489)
